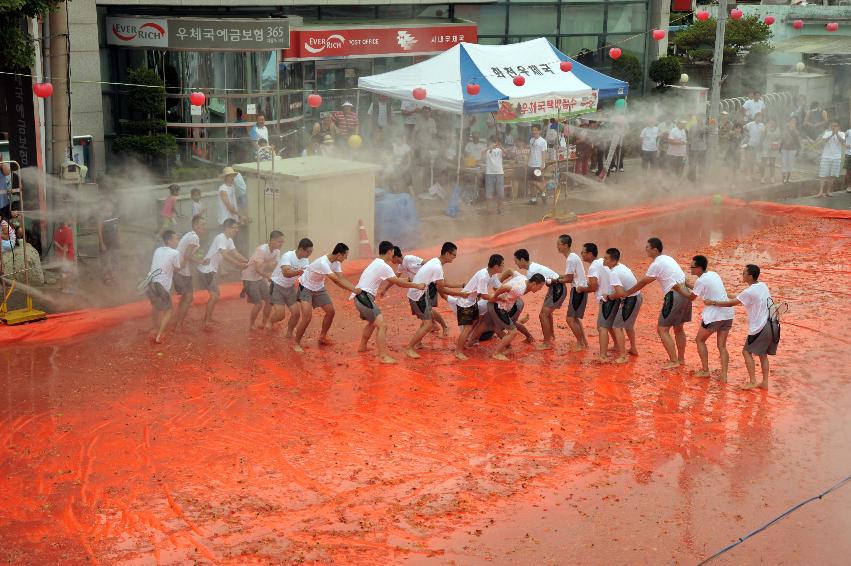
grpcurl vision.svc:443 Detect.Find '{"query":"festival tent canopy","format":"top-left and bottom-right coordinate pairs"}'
top-left (357, 37), bottom-right (628, 116)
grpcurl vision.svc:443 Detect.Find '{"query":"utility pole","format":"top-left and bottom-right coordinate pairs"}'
top-left (708, 0), bottom-right (728, 161)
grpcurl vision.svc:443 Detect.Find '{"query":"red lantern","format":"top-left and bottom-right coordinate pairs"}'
top-left (730, 9), bottom-right (743, 20)
top-left (32, 82), bottom-right (54, 98)
top-left (792, 19), bottom-right (804, 30)
top-left (609, 47), bottom-right (622, 60)
top-left (764, 16), bottom-right (775, 26)
top-left (513, 75), bottom-right (525, 87)
top-left (189, 91), bottom-right (205, 106)
top-left (412, 87), bottom-right (427, 100)
top-left (696, 11), bottom-right (710, 21)
top-left (652, 29), bottom-right (666, 40)
top-left (307, 93), bottom-right (322, 108)
top-left (826, 22), bottom-right (839, 32)
top-left (466, 83), bottom-right (480, 95)
top-left (559, 61), bottom-right (573, 72)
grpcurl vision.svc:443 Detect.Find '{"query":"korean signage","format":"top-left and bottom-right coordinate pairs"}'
top-left (282, 24), bottom-right (478, 60)
top-left (106, 16), bottom-right (290, 50)
top-left (495, 93), bottom-right (598, 123)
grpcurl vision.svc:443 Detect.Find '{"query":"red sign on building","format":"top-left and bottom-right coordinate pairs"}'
top-left (282, 24), bottom-right (478, 60)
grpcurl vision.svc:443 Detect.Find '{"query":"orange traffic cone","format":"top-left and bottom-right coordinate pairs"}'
top-left (358, 219), bottom-right (373, 259)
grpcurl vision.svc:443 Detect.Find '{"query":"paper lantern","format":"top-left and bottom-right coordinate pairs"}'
top-left (764, 16), bottom-right (775, 26)
top-left (513, 75), bottom-right (525, 87)
top-left (307, 93), bottom-right (322, 108)
top-left (696, 11), bottom-right (710, 21)
top-left (652, 29), bottom-right (667, 40)
top-left (680, 73), bottom-right (689, 84)
top-left (189, 91), bottom-right (205, 106)
top-left (559, 61), bottom-right (573, 72)
top-left (412, 87), bottom-right (427, 100)
top-left (826, 22), bottom-right (839, 32)
top-left (32, 82), bottom-right (54, 98)
top-left (609, 47), bottom-right (622, 60)
top-left (466, 83), bottom-right (481, 95)
top-left (348, 134), bottom-right (363, 150)
top-left (792, 19), bottom-right (804, 30)
top-left (730, 9), bottom-right (743, 20)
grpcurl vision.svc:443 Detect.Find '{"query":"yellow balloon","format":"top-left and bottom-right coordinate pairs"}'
top-left (348, 134), bottom-right (363, 150)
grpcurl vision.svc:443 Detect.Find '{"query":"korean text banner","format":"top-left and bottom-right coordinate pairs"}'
top-left (106, 17), bottom-right (290, 51)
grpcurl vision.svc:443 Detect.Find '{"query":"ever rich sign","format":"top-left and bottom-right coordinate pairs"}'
top-left (106, 16), bottom-right (290, 50)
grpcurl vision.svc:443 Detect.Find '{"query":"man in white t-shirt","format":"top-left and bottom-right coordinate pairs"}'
top-left (743, 112), bottom-right (766, 179)
top-left (455, 254), bottom-right (505, 360)
top-left (742, 91), bottom-right (765, 121)
top-left (197, 218), bottom-right (249, 330)
top-left (703, 264), bottom-right (777, 390)
top-left (621, 237), bottom-right (690, 369)
top-left (293, 243), bottom-right (360, 353)
top-left (665, 120), bottom-right (688, 177)
top-left (484, 137), bottom-right (505, 214)
top-left (512, 248), bottom-right (560, 349)
top-left (269, 237), bottom-right (313, 337)
top-left (682, 255), bottom-right (735, 382)
top-left (353, 241), bottom-right (425, 364)
top-left (527, 124), bottom-right (548, 198)
top-left (405, 242), bottom-right (472, 359)
top-left (604, 247), bottom-right (642, 362)
top-left (218, 167), bottom-right (240, 227)
top-left (173, 215), bottom-right (209, 330)
top-left (389, 247), bottom-right (450, 337)
top-left (639, 118), bottom-right (660, 172)
top-left (241, 230), bottom-right (284, 331)
top-left (577, 243), bottom-right (621, 362)
top-left (554, 234), bottom-right (588, 351)
top-left (817, 122), bottom-right (846, 197)
top-left (146, 230), bottom-right (182, 343)
top-left (486, 271), bottom-right (546, 360)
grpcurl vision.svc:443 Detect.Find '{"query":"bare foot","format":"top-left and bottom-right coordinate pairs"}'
top-left (595, 355), bottom-right (613, 364)
top-left (455, 351), bottom-right (468, 361)
top-left (692, 369), bottom-right (711, 378)
top-left (758, 381), bottom-right (768, 390)
top-left (614, 356), bottom-right (628, 364)
top-left (379, 355), bottom-right (398, 364)
top-left (492, 353), bottom-right (510, 361)
top-left (573, 343), bottom-right (588, 352)
top-left (154, 334), bottom-right (165, 344)
top-left (357, 345), bottom-right (370, 353)
top-left (740, 381), bottom-right (760, 390)
top-left (318, 336), bottom-right (333, 346)
top-left (405, 348), bottom-right (421, 359)
top-left (535, 342), bottom-right (553, 351)
top-left (661, 360), bottom-right (680, 370)
top-left (293, 344), bottom-right (305, 353)
top-left (628, 348), bottom-right (639, 356)
top-left (712, 369), bottom-right (728, 383)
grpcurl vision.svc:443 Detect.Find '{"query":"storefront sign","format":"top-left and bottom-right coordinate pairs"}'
top-left (282, 24), bottom-right (477, 60)
top-left (495, 93), bottom-right (598, 123)
top-left (106, 16), bottom-right (290, 50)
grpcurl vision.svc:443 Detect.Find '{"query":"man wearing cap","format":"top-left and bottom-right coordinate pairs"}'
top-left (332, 102), bottom-right (360, 146)
top-left (218, 167), bottom-right (240, 228)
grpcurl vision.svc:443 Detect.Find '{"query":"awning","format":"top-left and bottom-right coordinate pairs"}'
top-left (771, 35), bottom-right (851, 55)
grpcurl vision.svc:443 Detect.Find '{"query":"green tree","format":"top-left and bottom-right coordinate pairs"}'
top-left (610, 51), bottom-right (643, 92)
top-left (673, 15), bottom-right (771, 65)
top-left (648, 56), bottom-right (683, 89)
top-left (0, 0), bottom-right (66, 69)
top-left (112, 67), bottom-right (177, 165)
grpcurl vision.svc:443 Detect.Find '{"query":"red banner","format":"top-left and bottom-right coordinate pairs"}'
top-left (282, 24), bottom-right (477, 59)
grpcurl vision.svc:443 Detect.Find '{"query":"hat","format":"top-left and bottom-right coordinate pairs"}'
top-left (342, 101), bottom-right (353, 107)
top-left (221, 166), bottom-right (237, 177)
top-left (322, 134), bottom-right (335, 145)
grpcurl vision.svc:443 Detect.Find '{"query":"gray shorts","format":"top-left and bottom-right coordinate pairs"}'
top-left (243, 279), bottom-right (271, 305)
top-left (658, 290), bottom-right (692, 327)
top-left (427, 282), bottom-right (439, 307)
top-left (270, 283), bottom-right (298, 306)
top-left (487, 301), bottom-right (515, 332)
top-left (567, 287), bottom-right (588, 319)
top-left (298, 286), bottom-right (333, 308)
top-left (456, 303), bottom-right (480, 326)
top-left (745, 320), bottom-right (780, 356)
top-left (597, 299), bottom-right (621, 329)
top-left (701, 318), bottom-right (733, 334)
top-left (354, 292), bottom-right (382, 322)
top-left (613, 294), bottom-right (643, 329)
top-left (485, 174), bottom-right (505, 199)
top-left (198, 271), bottom-right (219, 293)
top-left (173, 273), bottom-right (193, 296)
top-left (409, 294), bottom-right (433, 320)
top-left (544, 282), bottom-right (567, 309)
top-left (147, 282), bottom-right (172, 312)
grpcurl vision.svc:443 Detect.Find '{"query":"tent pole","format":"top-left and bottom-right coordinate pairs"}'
top-left (455, 113), bottom-right (464, 190)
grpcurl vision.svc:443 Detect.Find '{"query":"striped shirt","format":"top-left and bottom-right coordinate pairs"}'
top-left (332, 110), bottom-right (359, 136)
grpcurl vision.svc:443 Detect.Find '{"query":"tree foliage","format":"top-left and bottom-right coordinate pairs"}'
top-left (114, 67), bottom-right (176, 163)
top-left (673, 15), bottom-right (771, 64)
top-left (610, 51), bottom-right (643, 92)
top-left (648, 56), bottom-right (683, 87)
top-left (0, 0), bottom-right (65, 69)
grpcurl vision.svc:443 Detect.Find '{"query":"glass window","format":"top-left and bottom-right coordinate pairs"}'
top-left (415, 5), bottom-right (450, 18)
top-left (320, 6), bottom-right (376, 19)
top-left (454, 5), bottom-right (506, 36)
top-left (378, 5), bottom-right (414, 19)
top-left (508, 6), bottom-right (557, 35)
top-left (477, 37), bottom-right (504, 45)
top-left (607, 4), bottom-right (647, 33)
top-left (559, 5), bottom-right (605, 35)
top-left (559, 35), bottom-right (600, 59)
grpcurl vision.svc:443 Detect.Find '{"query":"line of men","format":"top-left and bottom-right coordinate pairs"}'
top-left (147, 219), bottom-right (778, 389)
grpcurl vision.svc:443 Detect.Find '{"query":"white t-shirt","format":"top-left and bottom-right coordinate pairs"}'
top-left (609, 263), bottom-right (639, 297)
top-left (640, 126), bottom-right (659, 152)
top-left (176, 231), bottom-right (200, 277)
top-left (744, 121), bottom-right (766, 149)
top-left (217, 183), bottom-right (238, 225)
top-left (484, 147), bottom-right (504, 175)
top-left (458, 267), bottom-right (491, 308)
top-left (736, 282), bottom-right (771, 335)
top-left (586, 258), bottom-right (610, 302)
top-left (250, 124), bottom-right (269, 142)
top-left (528, 136), bottom-right (548, 167)
top-left (449, 295), bottom-right (489, 316)
top-left (150, 246), bottom-right (181, 292)
top-left (191, 200), bottom-right (204, 218)
top-left (272, 249), bottom-right (309, 287)
top-left (527, 262), bottom-right (558, 283)
top-left (646, 254), bottom-right (686, 294)
top-left (497, 274), bottom-right (527, 311)
top-left (198, 232), bottom-right (235, 274)
top-left (300, 255), bottom-right (342, 292)
top-left (666, 127), bottom-right (687, 157)
top-left (353, 258), bottom-right (395, 298)
top-left (743, 98), bottom-right (765, 120)
top-left (397, 255), bottom-right (423, 280)
top-left (407, 257), bottom-right (444, 301)
top-left (821, 130), bottom-right (846, 160)
top-left (242, 243), bottom-right (280, 282)
top-left (692, 271), bottom-right (734, 324)
top-left (564, 252), bottom-right (587, 288)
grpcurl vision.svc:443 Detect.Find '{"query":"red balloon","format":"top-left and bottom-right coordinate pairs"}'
top-left (696, 11), bottom-right (710, 21)
top-left (466, 83), bottom-right (480, 95)
top-left (307, 93), bottom-right (322, 108)
top-left (826, 22), bottom-right (839, 32)
top-left (730, 9), bottom-right (743, 20)
top-left (792, 19), bottom-right (804, 30)
top-left (764, 16), bottom-right (775, 26)
top-left (559, 61), bottom-right (573, 72)
top-left (412, 87), bottom-right (427, 100)
top-left (652, 29), bottom-right (666, 40)
top-left (32, 82), bottom-right (54, 98)
top-left (609, 47), bottom-right (622, 60)
top-left (189, 91), bottom-right (205, 106)
top-left (513, 75), bottom-right (525, 87)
